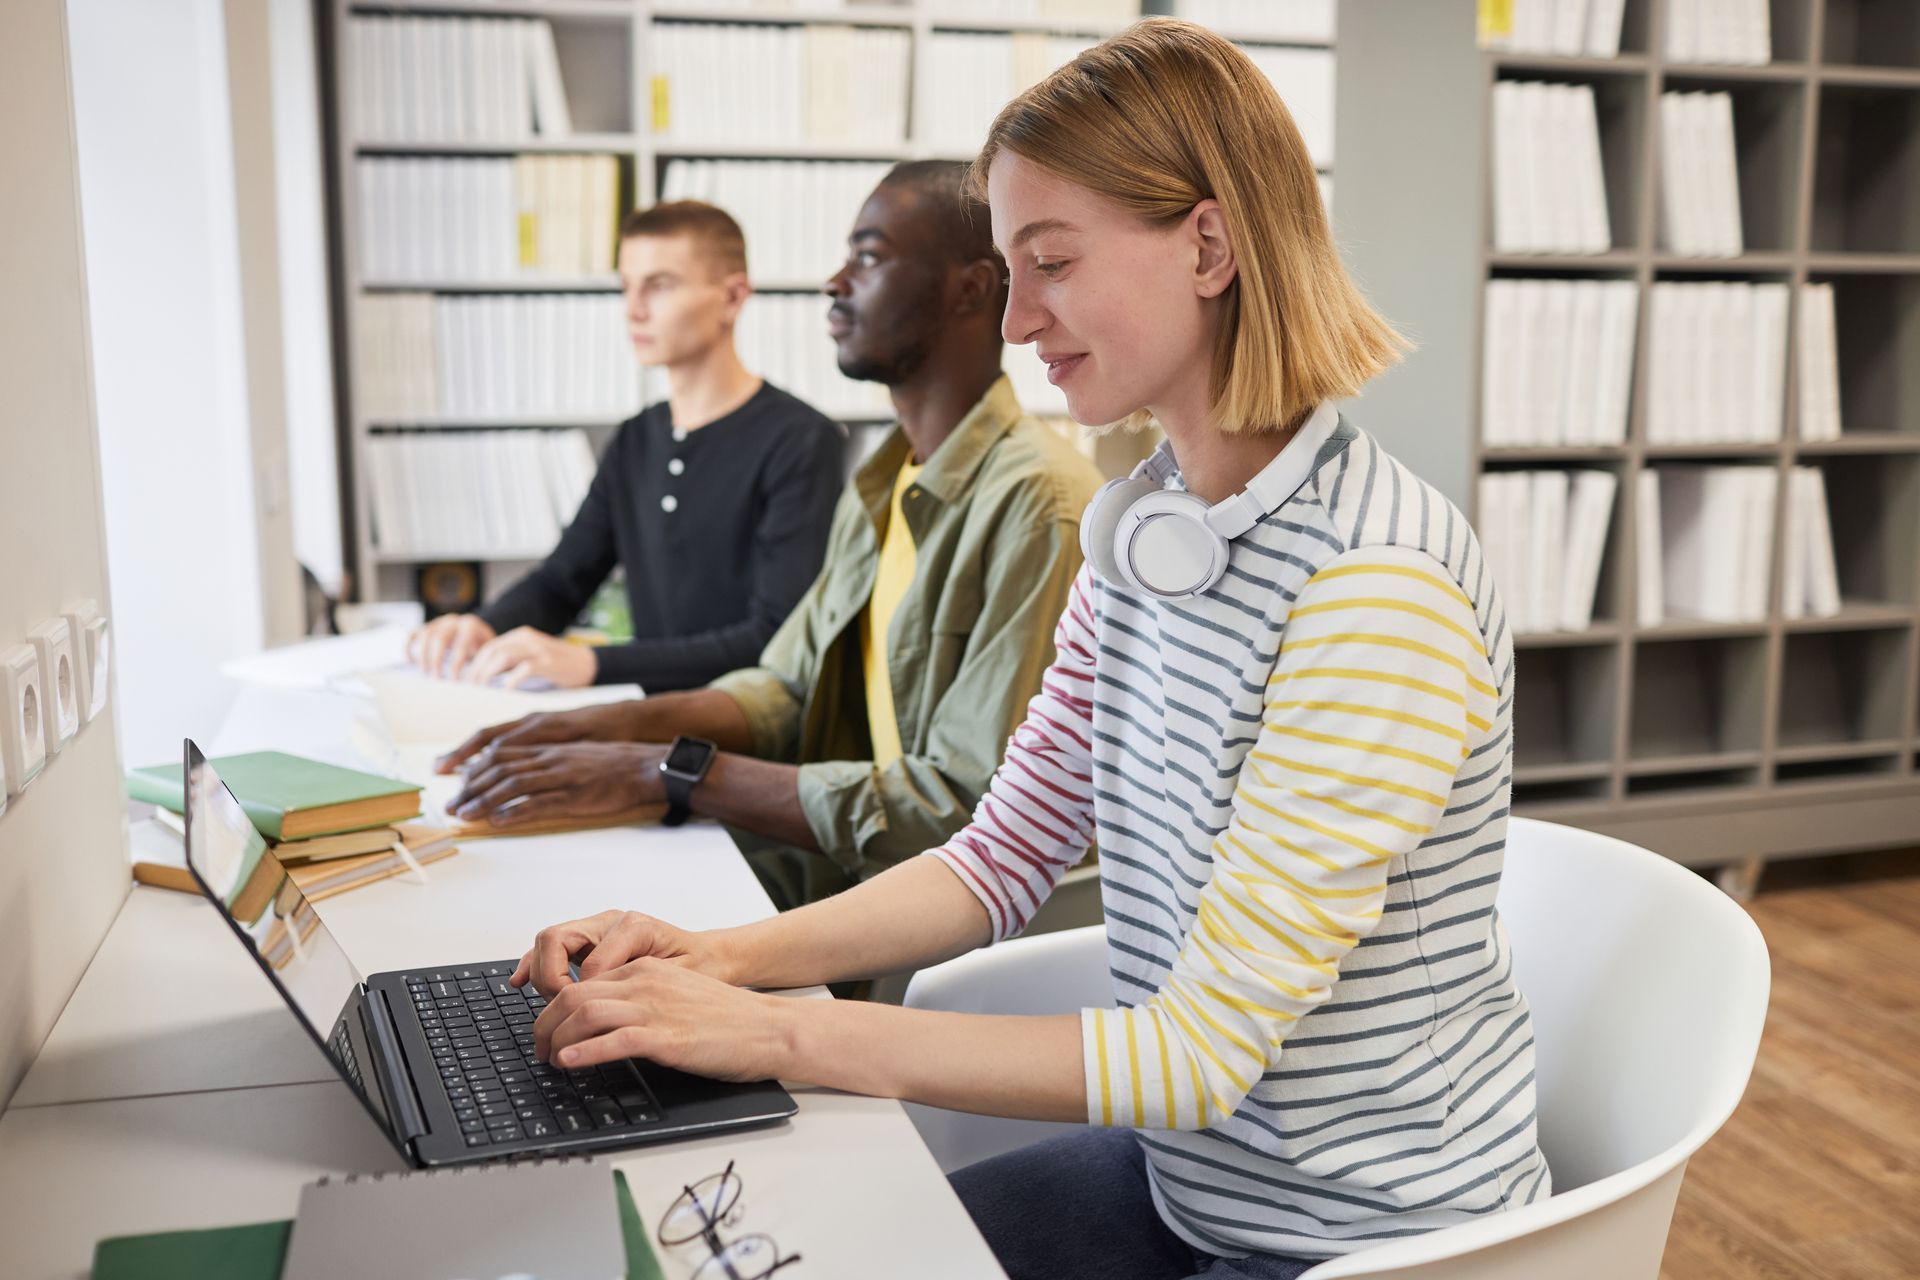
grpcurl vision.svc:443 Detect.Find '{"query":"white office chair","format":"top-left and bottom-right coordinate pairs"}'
top-left (902, 817), bottom-right (1771, 1280)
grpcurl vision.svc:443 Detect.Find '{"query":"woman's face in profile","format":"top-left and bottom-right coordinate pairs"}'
top-left (987, 151), bottom-right (1219, 429)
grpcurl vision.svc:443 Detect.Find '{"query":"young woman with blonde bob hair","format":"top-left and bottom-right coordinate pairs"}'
top-left (507, 19), bottom-right (1549, 1277)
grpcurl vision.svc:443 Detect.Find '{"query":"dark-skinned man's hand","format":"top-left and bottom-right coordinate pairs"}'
top-left (433, 702), bottom-right (642, 775)
top-left (445, 740), bottom-right (666, 827)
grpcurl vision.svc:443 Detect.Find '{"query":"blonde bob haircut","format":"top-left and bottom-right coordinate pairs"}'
top-left (968, 17), bottom-right (1406, 436)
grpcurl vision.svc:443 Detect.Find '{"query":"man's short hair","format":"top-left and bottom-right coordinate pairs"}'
top-left (619, 200), bottom-right (749, 279)
top-left (881, 160), bottom-right (1008, 312)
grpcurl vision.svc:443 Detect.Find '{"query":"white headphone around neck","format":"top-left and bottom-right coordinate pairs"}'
top-left (1081, 403), bottom-right (1340, 599)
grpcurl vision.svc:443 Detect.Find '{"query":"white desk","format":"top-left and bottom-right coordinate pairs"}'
top-left (3, 680), bottom-right (1004, 1279)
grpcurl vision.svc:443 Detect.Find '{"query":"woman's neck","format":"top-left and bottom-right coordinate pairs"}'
top-left (1153, 398), bottom-right (1304, 505)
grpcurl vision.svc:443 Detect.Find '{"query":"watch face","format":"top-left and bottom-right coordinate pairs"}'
top-left (665, 738), bottom-right (716, 776)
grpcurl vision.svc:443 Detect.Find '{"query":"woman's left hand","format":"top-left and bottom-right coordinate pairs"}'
top-left (533, 957), bottom-right (786, 1082)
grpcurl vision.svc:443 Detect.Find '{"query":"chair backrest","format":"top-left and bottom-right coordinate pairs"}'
top-left (1495, 817), bottom-right (1771, 1191)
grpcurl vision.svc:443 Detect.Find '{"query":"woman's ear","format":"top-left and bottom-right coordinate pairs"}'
top-left (1188, 199), bottom-right (1238, 300)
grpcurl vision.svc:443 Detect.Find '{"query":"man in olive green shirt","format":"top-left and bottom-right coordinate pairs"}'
top-left (438, 162), bottom-right (1103, 908)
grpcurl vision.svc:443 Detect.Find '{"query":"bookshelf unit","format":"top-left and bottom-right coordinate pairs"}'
top-left (321, 0), bottom-right (1337, 605)
top-left (1336, 0), bottom-right (1920, 883)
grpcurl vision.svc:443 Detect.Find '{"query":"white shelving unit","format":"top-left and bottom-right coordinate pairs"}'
top-left (323, 0), bottom-right (1337, 600)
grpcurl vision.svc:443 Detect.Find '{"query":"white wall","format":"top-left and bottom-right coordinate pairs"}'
top-left (270, 0), bottom-right (346, 599)
top-left (0, 0), bottom-right (134, 1110)
top-left (66, 0), bottom-right (266, 766)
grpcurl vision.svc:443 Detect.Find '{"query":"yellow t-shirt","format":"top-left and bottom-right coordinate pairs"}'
top-left (864, 459), bottom-right (923, 770)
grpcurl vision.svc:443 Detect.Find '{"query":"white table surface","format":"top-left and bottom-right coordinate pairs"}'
top-left (3, 678), bottom-right (1004, 1279)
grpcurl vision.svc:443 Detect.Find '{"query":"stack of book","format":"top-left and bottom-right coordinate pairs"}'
top-left (127, 752), bottom-right (453, 904)
top-left (357, 155), bottom-right (620, 283)
top-left (367, 429), bottom-right (599, 559)
top-left (1172, 0), bottom-right (1334, 42)
top-left (1491, 81), bottom-right (1612, 255)
top-left (1781, 466), bottom-right (1843, 619)
top-left (1664, 0), bottom-right (1774, 65)
top-left (1658, 91), bottom-right (1745, 258)
top-left (358, 292), bottom-right (648, 422)
top-left (648, 22), bottom-right (910, 147)
top-left (1645, 281), bottom-right (1789, 445)
top-left (348, 15), bottom-right (574, 144)
top-left (1476, 469), bottom-right (1617, 634)
top-left (1796, 282), bottom-right (1843, 443)
top-left (1635, 466), bottom-right (1778, 625)
top-left (1477, 0), bottom-right (1628, 54)
top-left (659, 158), bottom-right (895, 284)
top-left (1480, 279), bottom-right (1638, 448)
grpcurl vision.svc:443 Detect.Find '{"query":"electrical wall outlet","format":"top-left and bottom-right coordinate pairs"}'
top-left (28, 618), bottom-right (79, 755)
top-left (0, 644), bottom-right (47, 797)
top-left (62, 599), bottom-right (109, 723)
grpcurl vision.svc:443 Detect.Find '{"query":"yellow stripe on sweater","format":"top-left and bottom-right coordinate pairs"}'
top-left (1280, 632), bottom-right (1498, 698)
top-left (1251, 752), bottom-right (1449, 807)
top-left (1124, 1011), bottom-right (1144, 1128)
top-left (1289, 597), bottom-right (1485, 655)
top-left (1304, 561), bottom-right (1473, 609)
top-left (1262, 723), bottom-right (1458, 774)
top-left (1093, 1009), bottom-right (1113, 1126)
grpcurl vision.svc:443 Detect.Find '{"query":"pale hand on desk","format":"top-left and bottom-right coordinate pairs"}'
top-left (434, 702), bottom-right (642, 774)
top-left (407, 612), bottom-right (496, 681)
top-left (463, 625), bottom-right (597, 689)
top-left (447, 741), bottom-right (666, 826)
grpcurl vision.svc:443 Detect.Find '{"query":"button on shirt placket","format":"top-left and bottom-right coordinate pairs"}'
top-left (663, 427), bottom-right (685, 515)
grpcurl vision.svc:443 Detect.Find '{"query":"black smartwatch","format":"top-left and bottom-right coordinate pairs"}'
top-left (659, 735), bottom-right (718, 827)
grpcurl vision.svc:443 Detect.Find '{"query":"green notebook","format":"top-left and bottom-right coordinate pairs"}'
top-left (92, 1170), bottom-right (663, 1280)
top-left (126, 751), bottom-right (422, 842)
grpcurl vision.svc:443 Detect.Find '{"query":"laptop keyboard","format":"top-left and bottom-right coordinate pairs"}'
top-left (403, 965), bottom-right (662, 1149)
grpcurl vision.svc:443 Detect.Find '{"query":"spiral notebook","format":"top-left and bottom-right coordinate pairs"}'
top-left (281, 1157), bottom-right (624, 1280)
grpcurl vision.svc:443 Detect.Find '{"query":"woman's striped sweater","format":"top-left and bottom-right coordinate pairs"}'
top-left (929, 418), bottom-right (1551, 1258)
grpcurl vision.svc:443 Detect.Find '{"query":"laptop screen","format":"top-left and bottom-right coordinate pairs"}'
top-left (181, 741), bottom-right (376, 1101)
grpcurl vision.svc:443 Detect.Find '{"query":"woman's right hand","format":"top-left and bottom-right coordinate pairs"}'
top-left (406, 613), bottom-right (497, 682)
top-left (433, 702), bottom-right (640, 774)
top-left (508, 909), bottom-right (740, 998)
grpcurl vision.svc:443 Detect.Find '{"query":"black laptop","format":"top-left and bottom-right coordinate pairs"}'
top-left (180, 738), bottom-right (795, 1166)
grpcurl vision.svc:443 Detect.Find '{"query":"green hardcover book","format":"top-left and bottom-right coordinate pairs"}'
top-left (92, 1171), bottom-right (664, 1280)
top-left (126, 751), bottom-right (422, 842)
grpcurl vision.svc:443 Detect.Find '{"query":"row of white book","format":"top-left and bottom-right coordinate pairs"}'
top-left (1477, 470), bottom-right (1617, 634)
top-left (348, 16), bottom-right (572, 145)
top-left (933, 0), bottom-right (1138, 21)
top-left (1645, 282), bottom-right (1788, 446)
top-left (659, 159), bottom-right (894, 284)
top-left (1170, 0), bottom-right (1334, 41)
top-left (1481, 280), bottom-right (1638, 448)
top-left (367, 430), bottom-right (599, 560)
top-left (1658, 91), bottom-right (1745, 258)
top-left (1795, 283), bottom-right (1844, 444)
top-left (915, 31), bottom-right (1097, 155)
top-left (1665, 0), bottom-right (1775, 66)
top-left (650, 23), bottom-right (910, 147)
top-left (1478, 0), bottom-right (1630, 57)
top-left (361, 294), bottom-right (648, 421)
top-left (914, 31), bottom-right (1333, 164)
top-left (1636, 465), bottom-right (1838, 624)
top-left (357, 286), bottom-right (1070, 427)
top-left (357, 156), bottom-right (619, 283)
top-left (1491, 81), bottom-right (1612, 255)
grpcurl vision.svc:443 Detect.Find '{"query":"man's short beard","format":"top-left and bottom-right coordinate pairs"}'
top-left (838, 339), bottom-right (931, 387)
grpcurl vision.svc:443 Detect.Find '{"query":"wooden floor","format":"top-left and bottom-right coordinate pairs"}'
top-left (1659, 848), bottom-right (1920, 1280)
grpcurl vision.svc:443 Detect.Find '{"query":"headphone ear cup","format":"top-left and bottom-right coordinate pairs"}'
top-left (1081, 477), bottom-right (1162, 588)
top-left (1116, 491), bottom-right (1228, 598)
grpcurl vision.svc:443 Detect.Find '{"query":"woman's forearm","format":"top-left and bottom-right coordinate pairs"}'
top-left (713, 855), bottom-right (995, 990)
top-left (768, 997), bottom-right (1088, 1122)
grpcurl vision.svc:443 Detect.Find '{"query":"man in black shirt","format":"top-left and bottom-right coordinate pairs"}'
top-left (407, 201), bottom-right (843, 691)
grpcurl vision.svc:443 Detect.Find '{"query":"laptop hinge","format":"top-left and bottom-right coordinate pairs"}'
top-left (365, 985), bottom-right (429, 1149)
